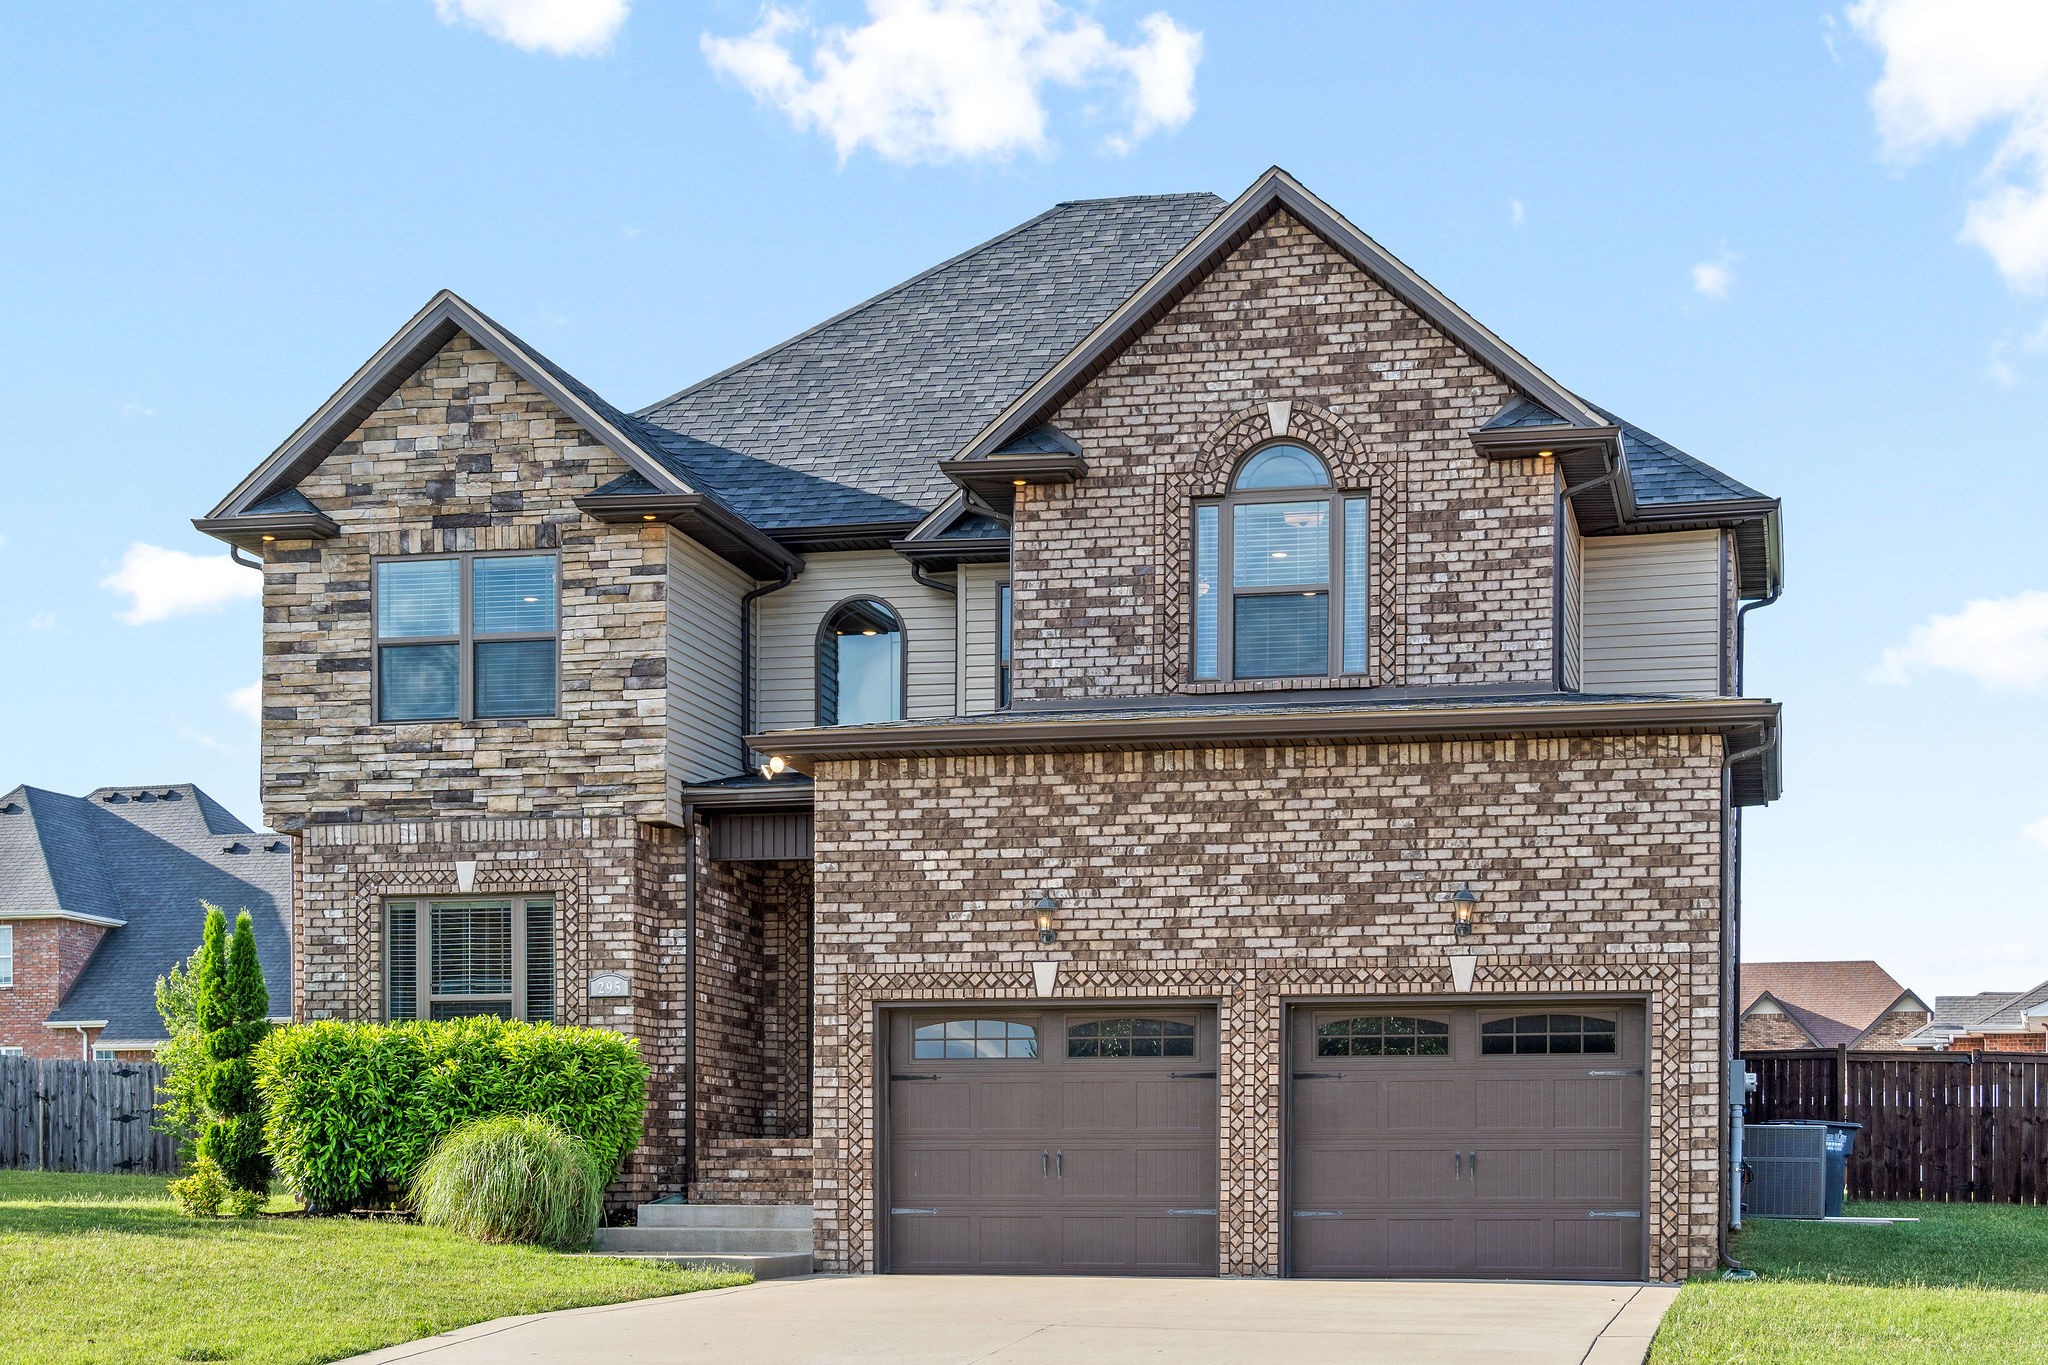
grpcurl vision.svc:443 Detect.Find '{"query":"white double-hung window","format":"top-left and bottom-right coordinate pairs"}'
top-left (1194, 444), bottom-right (1368, 681)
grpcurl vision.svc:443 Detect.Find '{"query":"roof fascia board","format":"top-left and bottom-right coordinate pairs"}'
top-left (952, 167), bottom-right (1603, 464)
top-left (938, 454), bottom-right (1086, 515)
top-left (43, 1019), bottom-right (111, 1030)
top-left (751, 696), bottom-right (1780, 770)
top-left (574, 491), bottom-right (799, 577)
top-left (764, 519), bottom-right (923, 555)
top-left (892, 536), bottom-right (1012, 568)
top-left (2, 908), bottom-right (127, 928)
top-left (210, 291), bottom-right (690, 520)
top-left (191, 510), bottom-right (341, 550)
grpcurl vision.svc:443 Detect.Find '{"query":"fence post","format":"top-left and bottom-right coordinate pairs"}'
top-left (1834, 1044), bottom-right (1849, 1122)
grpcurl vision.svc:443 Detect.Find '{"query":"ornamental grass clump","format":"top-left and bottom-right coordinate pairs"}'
top-left (409, 1114), bottom-right (605, 1249)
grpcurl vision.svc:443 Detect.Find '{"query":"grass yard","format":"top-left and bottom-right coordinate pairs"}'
top-left (0, 1171), bottom-right (748, 1365)
top-left (1653, 1200), bottom-right (2048, 1364)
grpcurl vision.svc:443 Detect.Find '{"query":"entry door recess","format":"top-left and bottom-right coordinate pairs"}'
top-left (1287, 1002), bottom-right (1647, 1280)
top-left (886, 1006), bottom-right (1219, 1275)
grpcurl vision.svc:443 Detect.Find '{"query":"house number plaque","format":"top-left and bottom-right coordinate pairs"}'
top-left (587, 973), bottom-right (630, 999)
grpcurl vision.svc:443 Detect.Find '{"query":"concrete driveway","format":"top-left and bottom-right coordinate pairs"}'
top-left (344, 1274), bottom-right (1678, 1364)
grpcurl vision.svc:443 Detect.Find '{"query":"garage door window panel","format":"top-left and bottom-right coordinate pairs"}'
top-left (1480, 1013), bottom-right (1617, 1056)
top-left (912, 1018), bottom-right (1039, 1059)
top-left (1067, 1017), bottom-right (1196, 1059)
top-left (1314, 1015), bottom-right (1449, 1057)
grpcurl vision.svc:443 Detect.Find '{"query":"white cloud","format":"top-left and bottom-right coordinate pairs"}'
top-left (701, 0), bottom-right (1202, 165)
top-left (1509, 198), bottom-right (1525, 228)
top-left (25, 612), bottom-right (54, 631)
top-left (1691, 253), bottom-right (1736, 299)
top-left (101, 543), bottom-right (261, 625)
top-left (1873, 588), bottom-right (2048, 688)
top-left (432, 0), bottom-right (628, 57)
top-left (174, 718), bottom-right (232, 755)
top-left (227, 681), bottom-right (262, 724)
top-left (1848, 0), bottom-right (2048, 291)
top-left (2025, 814), bottom-right (2048, 850)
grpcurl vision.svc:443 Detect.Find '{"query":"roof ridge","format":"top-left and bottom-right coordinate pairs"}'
top-left (1053, 190), bottom-right (1223, 208)
top-left (635, 199), bottom-right (1108, 420)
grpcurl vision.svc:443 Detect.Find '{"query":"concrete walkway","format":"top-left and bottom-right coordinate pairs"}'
top-left (344, 1274), bottom-right (1680, 1364)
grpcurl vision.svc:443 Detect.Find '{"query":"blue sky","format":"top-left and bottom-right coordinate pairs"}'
top-left (2, 2), bottom-right (2044, 999)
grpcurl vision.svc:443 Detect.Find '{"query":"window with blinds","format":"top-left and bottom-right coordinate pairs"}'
top-left (374, 553), bottom-right (558, 722)
top-left (386, 897), bottom-right (556, 1023)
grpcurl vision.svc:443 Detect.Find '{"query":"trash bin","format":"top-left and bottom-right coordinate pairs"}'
top-left (1788, 1120), bottom-right (1861, 1216)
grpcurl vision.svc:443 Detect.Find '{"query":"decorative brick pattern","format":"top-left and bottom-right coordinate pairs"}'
top-left (0, 919), bottom-right (110, 1058)
top-left (809, 735), bottom-right (1727, 1281)
top-left (1010, 211), bottom-right (1552, 702)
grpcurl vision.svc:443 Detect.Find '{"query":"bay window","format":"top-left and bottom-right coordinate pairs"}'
top-left (1193, 444), bottom-right (1368, 681)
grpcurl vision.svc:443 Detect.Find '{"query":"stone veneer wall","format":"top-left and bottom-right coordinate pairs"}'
top-left (257, 332), bottom-right (669, 830)
top-left (809, 733), bottom-right (1728, 1281)
top-left (0, 919), bottom-right (110, 1059)
top-left (1011, 210), bottom-right (1553, 703)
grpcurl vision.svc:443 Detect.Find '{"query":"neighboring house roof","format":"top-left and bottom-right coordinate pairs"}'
top-left (1945, 981), bottom-right (2048, 1035)
top-left (0, 784), bottom-right (291, 1043)
top-left (1739, 961), bottom-right (1928, 1049)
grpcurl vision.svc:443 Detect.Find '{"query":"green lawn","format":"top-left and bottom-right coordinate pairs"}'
top-left (1654, 1200), bottom-right (2048, 1364)
top-left (0, 1172), bottom-right (748, 1365)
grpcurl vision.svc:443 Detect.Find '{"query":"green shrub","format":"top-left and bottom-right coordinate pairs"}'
top-left (410, 1114), bottom-right (605, 1248)
top-left (168, 1155), bottom-right (228, 1216)
top-left (254, 1016), bottom-right (649, 1212)
top-left (161, 905), bottom-right (274, 1204)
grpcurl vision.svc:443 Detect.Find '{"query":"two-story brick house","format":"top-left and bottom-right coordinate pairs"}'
top-left (197, 168), bottom-right (1781, 1283)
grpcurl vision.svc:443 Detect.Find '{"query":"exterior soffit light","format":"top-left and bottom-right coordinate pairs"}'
top-left (758, 754), bottom-right (787, 781)
top-left (642, 513), bottom-right (658, 521)
top-left (1013, 478), bottom-right (1027, 487)
top-left (260, 535), bottom-right (276, 542)
top-left (1449, 883), bottom-right (1479, 938)
top-left (1033, 893), bottom-right (1059, 945)
top-left (1537, 449), bottom-right (1554, 457)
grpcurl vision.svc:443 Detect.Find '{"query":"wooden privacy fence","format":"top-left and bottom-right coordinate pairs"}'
top-left (1743, 1047), bottom-right (2048, 1204)
top-left (0, 1057), bottom-right (179, 1175)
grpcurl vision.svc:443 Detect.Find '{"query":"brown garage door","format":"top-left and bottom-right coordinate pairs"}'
top-left (885, 1006), bottom-right (1218, 1274)
top-left (1287, 1002), bottom-right (1646, 1280)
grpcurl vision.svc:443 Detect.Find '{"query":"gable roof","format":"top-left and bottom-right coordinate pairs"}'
top-left (2, 784), bottom-right (291, 1043)
top-left (1740, 961), bottom-right (1927, 1049)
top-left (636, 193), bottom-right (1227, 518)
top-left (1946, 981), bottom-right (2048, 1035)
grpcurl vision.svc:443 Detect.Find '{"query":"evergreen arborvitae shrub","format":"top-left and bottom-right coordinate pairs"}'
top-left (410, 1115), bottom-right (604, 1248)
top-left (183, 905), bottom-right (274, 1201)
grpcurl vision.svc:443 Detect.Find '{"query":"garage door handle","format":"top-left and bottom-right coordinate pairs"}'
top-left (1453, 1152), bottom-right (1462, 1180)
top-left (1170, 1071), bottom-right (1217, 1079)
top-left (1055, 1151), bottom-right (1064, 1178)
top-left (1469, 1150), bottom-right (1478, 1177)
top-left (1041, 1151), bottom-right (1050, 1177)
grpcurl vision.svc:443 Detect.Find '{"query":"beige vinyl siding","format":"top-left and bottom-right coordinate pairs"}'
top-left (666, 531), bottom-right (750, 808)
top-left (958, 563), bottom-right (1008, 714)
top-left (1580, 530), bottom-right (1726, 696)
top-left (753, 550), bottom-right (957, 729)
top-left (1559, 498), bottom-right (1583, 691)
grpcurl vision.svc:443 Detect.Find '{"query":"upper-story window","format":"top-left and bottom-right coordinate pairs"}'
top-left (0, 924), bottom-right (12, 987)
top-left (817, 598), bottom-right (903, 726)
top-left (1193, 444), bottom-right (1368, 682)
top-left (996, 582), bottom-right (1013, 709)
top-left (374, 553), bottom-right (558, 723)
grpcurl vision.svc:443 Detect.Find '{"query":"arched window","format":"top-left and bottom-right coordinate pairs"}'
top-left (1193, 443), bottom-right (1367, 681)
top-left (817, 598), bottom-right (903, 726)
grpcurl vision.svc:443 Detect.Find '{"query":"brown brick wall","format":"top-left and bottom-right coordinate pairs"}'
top-left (0, 919), bottom-right (109, 1059)
top-left (809, 733), bottom-right (1728, 1281)
top-left (257, 332), bottom-right (670, 831)
top-left (1857, 1011), bottom-right (1931, 1050)
top-left (1012, 210), bottom-right (1553, 703)
top-left (1738, 1010), bottom-right (1815, 1051)
top-left (1952, 1032), bottom-right (2046, 1053)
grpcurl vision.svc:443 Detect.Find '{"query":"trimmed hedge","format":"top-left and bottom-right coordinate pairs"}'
top-left (253, 1016), bottom-right (649, 1211)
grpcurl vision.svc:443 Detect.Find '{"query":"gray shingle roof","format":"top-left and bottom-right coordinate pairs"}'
top-left (1, 784), bottom-right (291, 1042)
top-left (1591, 406), bottom-right (1765, 506)
top-left (637, 193), bottom-right (1229, 519)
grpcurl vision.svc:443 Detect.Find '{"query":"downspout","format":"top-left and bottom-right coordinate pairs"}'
top-left (1718, 731), bottom-right (1778, 1274)
top-left (229, 546), bottom-right (264, 571)
top-left (909, 562), bottom-right (956, 596)
top-left (740, 565), bottom-right (800, 767)
top-left (682, 799), bottom-right (698, 1198)
top-left (1734, 586), bottom-right (1781, 696)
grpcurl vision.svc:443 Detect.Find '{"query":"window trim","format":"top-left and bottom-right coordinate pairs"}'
top-left (814, 595), bottom-right (909, 727)
top-left (0, 924), bottom-right (12, 987)
top-left (1193, 442), bottom-right (1367, 683)
top-left (385, 896), bottom-right (557, 1023)
top-left (371, 550), bottom-right (561, 725)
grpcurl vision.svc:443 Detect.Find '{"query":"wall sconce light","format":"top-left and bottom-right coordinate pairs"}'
top-left (758, 754), bottom-right (787, 781)
top-left (1033, 893), bottom-right (1058, 945)
top-left (1449, 883), bottom-right (1479, 938)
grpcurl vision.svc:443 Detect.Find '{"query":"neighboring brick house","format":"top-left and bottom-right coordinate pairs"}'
top-left (196, 168), bottom-right (1784, 1282)
top-left (1901, 984), bottom-right (2048, 1052)
top-left (0, 784), bottom-right (291, 1059)
top-left (1737, 961), bottom-right (1929, 1052)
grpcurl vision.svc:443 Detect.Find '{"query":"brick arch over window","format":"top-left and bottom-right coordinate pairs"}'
top-left (1161, 401), bottom-right (1403, 690)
